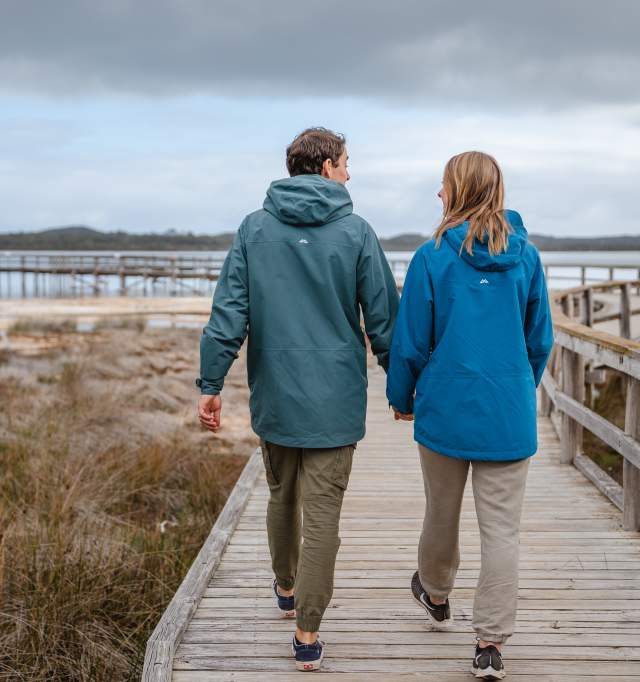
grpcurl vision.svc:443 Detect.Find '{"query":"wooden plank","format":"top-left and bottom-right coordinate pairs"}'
top-left (172, 657), bottom-right (640, 675)
top-left (142, 449), bottom-right (263, 682)
top-left (552, 327), bottom-right (640, 380)
top-left (574, 452), bottom-right (623, 510)
top-left (173, 673), bottom-right (638, 681)
top-left (176, 642), bottom-right (640, 661)
top-left (555, 392), bottom-right (640, 470)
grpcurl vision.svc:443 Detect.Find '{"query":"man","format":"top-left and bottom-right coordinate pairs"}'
top-left (197, 127), bottom-right (399, 671)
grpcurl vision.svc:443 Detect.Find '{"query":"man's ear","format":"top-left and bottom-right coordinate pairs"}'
top-left (320, 158), bottom-right (333, 179)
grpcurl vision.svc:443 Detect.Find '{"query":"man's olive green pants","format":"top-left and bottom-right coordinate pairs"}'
top-left (260, 441), bottom-right (355, 632)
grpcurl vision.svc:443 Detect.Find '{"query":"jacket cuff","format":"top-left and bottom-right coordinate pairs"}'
top-left (195, 377), bottom-right (222, 395)
top-left (388, 394), bottom-right (414, 415)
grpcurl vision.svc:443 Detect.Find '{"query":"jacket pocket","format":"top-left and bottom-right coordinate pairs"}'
top-left (332, 445), bottom-right (355, 490)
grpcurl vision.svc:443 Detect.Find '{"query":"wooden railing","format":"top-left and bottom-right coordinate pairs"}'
top-left (0, 253), bottom-right (226, 297)
top-left (2, 253), bottom-right (639, 299)
top-left (540, 280), bottom-right (640, 530)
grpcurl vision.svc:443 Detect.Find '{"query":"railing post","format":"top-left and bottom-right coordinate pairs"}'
top-left (583, 288), bottom-right (593, 327)
top-left (574, 294), bottom-right (583, 322)
top-left (118, 256), bottom-right (126, 296)
top-left (21, 255), bottom-right (26, 298)
top-left (580, 266), bottom-right (586, 285)
top-left (540, 346), bottom-right (556, 417)
top-left (560, 347), bottom-right (584, 464)
top-left (620, 282), bottom-right (631, 339)
top-left (623, 377), bottom-right (640, 530)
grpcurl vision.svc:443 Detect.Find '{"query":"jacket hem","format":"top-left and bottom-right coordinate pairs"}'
top-left (255, 428), bottom-right (365, 450)
top-left (415, 433), bottom-right (535, 462)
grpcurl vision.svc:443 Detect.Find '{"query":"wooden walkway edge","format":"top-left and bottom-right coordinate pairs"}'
top-left (146, 368), bottom-right (640, 680)
top-left (142, 449), bottom-right (263, 682)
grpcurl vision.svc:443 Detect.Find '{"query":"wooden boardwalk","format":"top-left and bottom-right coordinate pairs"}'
top-left (170, 368), bottom-right (640, 681)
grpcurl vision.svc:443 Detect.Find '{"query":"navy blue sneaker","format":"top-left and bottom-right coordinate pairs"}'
top-left (272, 579), bottom-right (295, 617)
top-left (292, 635), bottom-right (324, 672)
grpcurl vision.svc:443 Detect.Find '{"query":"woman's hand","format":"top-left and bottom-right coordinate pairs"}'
top-left (393, 409), bottom-right (414, 421)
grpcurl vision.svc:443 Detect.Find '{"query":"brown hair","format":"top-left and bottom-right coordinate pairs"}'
top-left (286, 127), bottom-right (346, 176)
top-left (433, 151), bottom-right (512, 256)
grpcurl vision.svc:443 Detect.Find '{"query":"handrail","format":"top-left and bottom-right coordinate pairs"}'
top-left (540, 279), bottom-right (640, 530)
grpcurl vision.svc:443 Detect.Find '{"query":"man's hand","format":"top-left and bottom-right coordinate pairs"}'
top-left (198, 394), bottom-right (222, 432)
top-left (393, 409), bottom-right (414, 421)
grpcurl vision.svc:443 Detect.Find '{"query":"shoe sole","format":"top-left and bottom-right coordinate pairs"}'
top-left (273, 581), bottom-right (295, 618)
top-left (278, 608), bottom-right (296, 618)
top-left (292, 645), bottom-right (324, 672)
top-left (412, 593), bottom-right (453, 629)
top-left (470, 665), bottom-right (506, 680)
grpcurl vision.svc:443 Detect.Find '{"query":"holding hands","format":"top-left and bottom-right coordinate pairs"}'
top-left (393, 408), bottom-right (414, 421)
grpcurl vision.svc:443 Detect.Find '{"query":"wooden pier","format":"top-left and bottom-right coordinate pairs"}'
top-left (0, 253), bottom-right (639, 298)
top-left (144, 272), bottom-right (640, 680)
top-left (0, 253), bottom-right (225, 297)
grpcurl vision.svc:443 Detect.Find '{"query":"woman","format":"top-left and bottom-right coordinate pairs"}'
top-left (386, 151), bottom-right (554, 680)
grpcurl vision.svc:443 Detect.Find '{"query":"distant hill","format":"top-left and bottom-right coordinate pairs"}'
top-left (1, 225), bottom-right (640, 252)
top-left (380, 233), bottom-right (640, 252)
top-left (0, 226), bottom-right (236, 251)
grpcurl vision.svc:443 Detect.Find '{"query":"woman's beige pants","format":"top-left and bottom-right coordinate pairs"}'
top-left (418, 444), bottom-right (530, 643)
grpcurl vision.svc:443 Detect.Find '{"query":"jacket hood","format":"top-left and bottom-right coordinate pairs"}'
top-left (442, 209), bottom-right (528, 272)
top-left (263, 174), bottom-right (353, 226)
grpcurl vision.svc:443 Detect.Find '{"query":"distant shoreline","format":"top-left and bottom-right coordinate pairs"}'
top-left (2, 225), bottom-right (640, 252)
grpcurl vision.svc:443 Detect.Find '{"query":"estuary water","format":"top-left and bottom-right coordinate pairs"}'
top-left (0, 249), bottom-right (638, 299)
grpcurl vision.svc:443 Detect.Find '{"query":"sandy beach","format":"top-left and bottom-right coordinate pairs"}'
top-left (1, 290), bottom-right (638, 339)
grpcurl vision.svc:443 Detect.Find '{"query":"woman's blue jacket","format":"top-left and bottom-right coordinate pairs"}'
top-left (386, 210), bottom-right (554, 461)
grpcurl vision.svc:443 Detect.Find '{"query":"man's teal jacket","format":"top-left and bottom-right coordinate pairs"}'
top-left (200, 174), bottom-right (400, 448)
top-left (386, 210), bottom-right (554, 461)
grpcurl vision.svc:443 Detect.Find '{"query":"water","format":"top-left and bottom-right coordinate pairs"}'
top-left (0, 249), bottom-right (638, 299)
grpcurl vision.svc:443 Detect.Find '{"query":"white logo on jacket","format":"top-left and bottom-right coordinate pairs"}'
top-left (480, 278), bottom-right (489, 284)
top-left (298, 239), bottom-right (309, 244)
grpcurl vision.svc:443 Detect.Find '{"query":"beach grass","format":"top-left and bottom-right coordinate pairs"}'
top-left (0, 327), bottom-right (252, 681)
top-left (8, 318), bottom-right (77, 335)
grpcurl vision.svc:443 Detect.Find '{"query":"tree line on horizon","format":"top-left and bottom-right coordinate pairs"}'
top-left (1, 225), bottom-right (640, 252)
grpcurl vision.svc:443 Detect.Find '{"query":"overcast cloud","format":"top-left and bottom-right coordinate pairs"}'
top-left (0, 1), bottom-right (638, 237)
top-left (2, 1), bottom-right (638, 106)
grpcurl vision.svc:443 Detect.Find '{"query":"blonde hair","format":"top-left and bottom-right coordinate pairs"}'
top-left (433, 151), bottom-right (512, 256)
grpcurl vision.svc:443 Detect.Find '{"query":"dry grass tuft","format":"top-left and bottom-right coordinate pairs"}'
top-left (0, 327), bottom-right (255, 681)
top-left (93, 316), bottom-right (147, 333)
top-left (8, 318), bottom-right (77, 335)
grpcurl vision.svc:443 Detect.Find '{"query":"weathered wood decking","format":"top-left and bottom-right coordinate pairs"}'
top-left (168, 369), bottom-right (640, 680)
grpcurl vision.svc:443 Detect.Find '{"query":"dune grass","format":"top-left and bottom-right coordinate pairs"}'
top-left (0, 328), bottom-right (250, 681)
top-left (8, 318), bottom-right (77, 335)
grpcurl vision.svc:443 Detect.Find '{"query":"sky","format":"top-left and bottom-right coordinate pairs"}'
top-left (1, 0), bottom-right (639, 237)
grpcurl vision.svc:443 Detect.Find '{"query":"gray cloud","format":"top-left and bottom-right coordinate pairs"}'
top-left (1, 0), bottom-right (638, 106)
